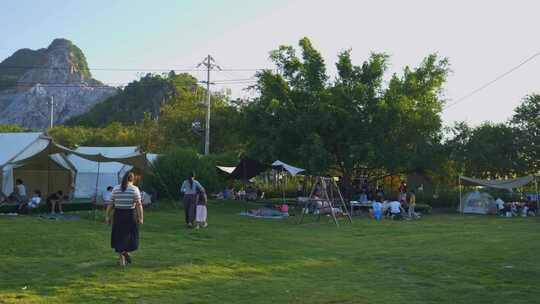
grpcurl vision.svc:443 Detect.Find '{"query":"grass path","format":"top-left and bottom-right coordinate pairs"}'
top-left (1, 201), bottom-right (539, 303)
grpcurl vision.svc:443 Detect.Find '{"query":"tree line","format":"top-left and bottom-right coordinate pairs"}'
top-left (1, 37), bottom-right (538, 196)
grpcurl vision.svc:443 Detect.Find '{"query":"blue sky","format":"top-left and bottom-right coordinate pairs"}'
top-left (2, 0), bottom-right (540, 126)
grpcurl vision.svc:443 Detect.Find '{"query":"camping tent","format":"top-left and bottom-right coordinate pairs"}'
top-left (68, 146), bottom-right (138, 198)
top-left (460, 190), bottom-right (497, 214)
top-left (0, 133), bottom-right (75, 197)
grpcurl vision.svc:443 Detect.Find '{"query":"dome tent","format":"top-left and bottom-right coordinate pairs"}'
top-left (460, 190), bottom-right (497, 214)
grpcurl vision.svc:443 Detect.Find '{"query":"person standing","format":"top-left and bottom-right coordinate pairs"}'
top-left (372, 197), bottom-right (383, 221)
top-left (195, 188), bottom-right (208, 229)
top-left (106, 172), bottom-right (143, 266)
top-left (408, 190), bottom-right (417, 218)
top-left (180, 172), bottom-right (204, 228)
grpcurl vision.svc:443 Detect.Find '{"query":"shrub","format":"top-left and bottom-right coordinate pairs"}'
top-left (145, 148), bottom-right (235, 200)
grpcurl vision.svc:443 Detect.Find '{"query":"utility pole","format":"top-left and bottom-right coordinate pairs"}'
top-left (48, 96), bottom-right (54, 129)
top-left (197, 55), bottom-right (220, 155)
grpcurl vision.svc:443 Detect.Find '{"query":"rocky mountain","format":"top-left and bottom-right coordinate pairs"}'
top-left (0, 39), bottom-right (116, 128)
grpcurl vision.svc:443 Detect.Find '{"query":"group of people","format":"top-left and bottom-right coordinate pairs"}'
top-left (495, 196), bottom-right (537, 217)
top-left (217, 185), bottom-right (261, 201)
top-left (370, 195), bottom-right (416, 221)
top-left (0, 178), bottom-right (69, 214)
top-left (180, 173), bottom-right (208, 229)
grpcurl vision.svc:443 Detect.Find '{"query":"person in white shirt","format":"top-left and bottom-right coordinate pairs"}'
top-left (180, 172), bottom-right (205, 228)
top-left (389, 200), bottom-right (403, 220)
top-left (27, 190), bottom-right (42, 209)
top-left (14, 179), bottom-right (27, 207)
top-left (372, 197), bottom-right (383, 221)
top-left (102, 186), bottom-right (113, 208)
top-left (495, 198), bottom-right (505, 215)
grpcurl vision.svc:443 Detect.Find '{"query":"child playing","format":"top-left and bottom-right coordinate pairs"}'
top-left (19, 190), bottom-right (42, 213)
top-left (372, 197), bottom-right (383, 221)
top-left (102, 186), bottom-right (113, 209)
top-left (195, 188), bottom-right (208, 229)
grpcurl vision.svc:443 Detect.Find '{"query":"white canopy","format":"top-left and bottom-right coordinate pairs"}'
top-left (0, 133), bottom-right (74, 196)
top-left (272, 160), bottom-right (305, 176)
top-left (217, 166), bottom-right (236, 174)
top-left (460, 176), bottom-right (535, 190)
top-left (68, 146), bottom-right (138, 198)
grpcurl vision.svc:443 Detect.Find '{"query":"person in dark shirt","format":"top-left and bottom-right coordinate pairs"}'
top-left (47, 190), bottom-right (64, 214)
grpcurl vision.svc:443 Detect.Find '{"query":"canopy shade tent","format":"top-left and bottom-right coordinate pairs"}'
top-left (0, 133), bottom-right (75, 197)
top-left (68, 146), bottom-right (139, 198)
top-left (460, 176), bottom-right (535, 190)
top-left (271, 160), bottom-right (305, 176)
top-left (459, 175), bottom-right (538, 214)
top-left (227, 157), bottom-right (269, 180)
top-left (216, 166), bottom-right (236, 174)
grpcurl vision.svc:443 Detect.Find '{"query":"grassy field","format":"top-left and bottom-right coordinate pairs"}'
top-left (1, 201), bottom-right (539, 304)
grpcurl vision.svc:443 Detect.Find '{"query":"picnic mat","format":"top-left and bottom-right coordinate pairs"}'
top-left (239, 212), bottom-right (289, 220)
top-left (39, 214), bottom-right (81, 221)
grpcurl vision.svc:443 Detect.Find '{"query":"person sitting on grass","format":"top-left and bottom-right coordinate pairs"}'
top-left (372, 197), bottom-right (383, 221)
top-left (47, 190), bottom-right (64, 214)
top-left (26, 190), bottom-right (42, 212)
top-left (14, 179), bottom-right (28, 209)
top-left (18, 190), bottom-right (42, 213)
top-left (526, 197), bottom-right (537, 216)
top-left (389, 199), bottom-right (404, 220)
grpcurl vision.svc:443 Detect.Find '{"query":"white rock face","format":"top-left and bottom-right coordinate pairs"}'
top-left (0, 39), bottom-right (116, 129)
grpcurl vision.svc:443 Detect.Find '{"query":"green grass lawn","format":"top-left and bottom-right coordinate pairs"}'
top-left (1, 201), bottom-right (539, 304)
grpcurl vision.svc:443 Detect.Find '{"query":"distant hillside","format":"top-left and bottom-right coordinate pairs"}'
top-left (0, 38), bottom-right (115, 128)
top-left (67, 72), bottom-right (200, 127)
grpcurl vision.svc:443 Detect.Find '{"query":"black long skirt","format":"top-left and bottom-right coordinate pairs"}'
top-left (111, 208), bottom-right (139, 253)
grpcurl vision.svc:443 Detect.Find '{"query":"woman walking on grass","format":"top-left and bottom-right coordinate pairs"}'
top-left (106, 172), bottom-right (143, 266)
top-left (180, 172), bottom-right (205, 228)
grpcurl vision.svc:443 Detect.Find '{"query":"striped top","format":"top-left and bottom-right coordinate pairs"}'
top-left (112, 184), bottom-right (141, 209)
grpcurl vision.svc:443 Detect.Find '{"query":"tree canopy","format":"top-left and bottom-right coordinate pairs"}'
top-left (241, 37), bottom-right (450, 195)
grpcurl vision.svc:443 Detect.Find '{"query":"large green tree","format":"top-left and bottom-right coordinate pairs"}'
top-left (446, 122), bottom-right (525, 178)
top-left (511, 94), bottom-right (540, 174)
top-left (242, 37), bottom-right (449, 196)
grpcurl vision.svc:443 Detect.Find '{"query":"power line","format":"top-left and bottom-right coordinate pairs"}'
top-left (444, 50), bottom-right (540, 111)
top-left (0, 65), bottom-right (270, 72)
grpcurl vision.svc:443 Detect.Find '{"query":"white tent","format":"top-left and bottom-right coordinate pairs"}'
top-left (0, 133), bottom-right (75, 197)
top-left (69, 146), bottom-right (138, 198)
top-left (271, 160), bottom-right (305, 176)
top-left (460, 190), bottom-right (497, 214)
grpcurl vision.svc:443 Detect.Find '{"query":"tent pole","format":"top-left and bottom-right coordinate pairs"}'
top-left (47, 145), bottom-right (51, 213)
top-left (534, 176), bottom-right (540, 213)
top-left (282, 168), bottom-right (286, 205)
top-left (459, 175), bottom-right (462, 215)
top-left (93, 162), bottom-right (101, 222)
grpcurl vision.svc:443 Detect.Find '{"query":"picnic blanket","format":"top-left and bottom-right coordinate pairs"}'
top-left (239, 212), bottom-right (289, 220)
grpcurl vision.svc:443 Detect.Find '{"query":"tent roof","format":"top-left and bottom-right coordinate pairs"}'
top-left (460, 175), bottom-right (535, 190)
top-left (0, 132), bottom-right (44, 166)
top-left (272, 160), bottom-right (304, 176)
top-left (217, 166), bottom-right (236, 174)
top-left (68, 146), bottom-right (138, 174)
top-left (228, 157), bottom-right (269, 180)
